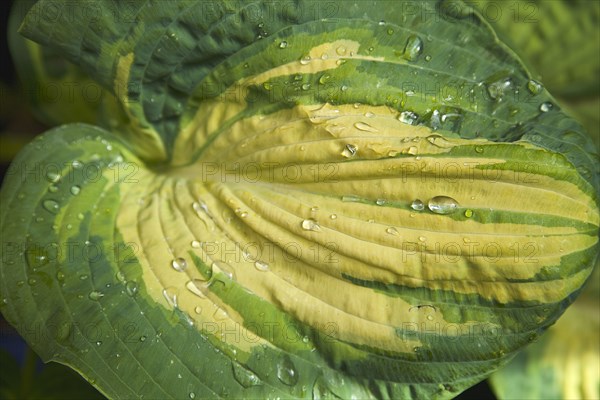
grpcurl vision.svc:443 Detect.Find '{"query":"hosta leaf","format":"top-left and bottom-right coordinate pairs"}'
top-left (1, 1), bottom-right (598, 399)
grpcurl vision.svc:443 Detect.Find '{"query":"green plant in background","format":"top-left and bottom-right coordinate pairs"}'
top-left (0, 0), bottom-right (598, 399)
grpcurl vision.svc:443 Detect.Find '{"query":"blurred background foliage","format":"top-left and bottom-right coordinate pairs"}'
top-left (0, 0), bottom-right (598, 399)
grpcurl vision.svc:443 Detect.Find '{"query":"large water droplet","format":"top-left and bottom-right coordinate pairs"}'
top-left (341, 144), bottom-right (357, 158)
top-left (279, 41), bottom-right (288, 49)
top-left (398, 111), bottom-right (419, 125)
top-left (172, 257), bottom-right (187, 272)
top-left (354, 121), bottom-right (378, 132)
top-left (191, 240), bottom-right (201, 248)
top-left (277, 355), bottom-right (299, 386)
top-left (42, 199), bottom-right (60, 214)
top-left (301, 219), bottom-right (321, 231)
top-left (402, 34), bottom-right (423, 61)
top-left (428, 196), bottom-right (459, 214)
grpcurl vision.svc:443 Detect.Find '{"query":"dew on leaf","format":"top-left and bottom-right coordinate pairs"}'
top-left (402, 34), bottom-right (423, 61)
top-left (276, 355), bottom-right (299, 386)
top-left (301, 219), bottom-right (321, 231)
top-left (171, 257), bottom-right (187, 272)
top-left (428, 196), bottom-right (459, 214)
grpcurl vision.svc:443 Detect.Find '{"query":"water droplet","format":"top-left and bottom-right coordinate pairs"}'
top-left (262, 82), bottom-right (272, 91)
top-left (125, 281), bottom-right (138, 296)
top-left (475, 146), bottom-right (484, 153)
top-left (301, 219), bottom-right (321, 231)
top-left (194, 306), bottom-right (202, 314)
top-left (464, 209), bottom-right (473, 218)
top-left (486, 77), bottom-right (512, 100)
top-left (540, 102), bottom-right (553, 112)
top-left (254, 260), bottom-right (269, 272)
top-left (56, 271), bottom-right (65, 281)
top-left (402, 34), bottom-right (423, 61)
top-left (428, 196), bottom-right (459, 214)
top-left (398, 111), bottom-right (419, 125)
top-left (235, 208), bottom-right (248, 218)
top-left (42, 199), bottom-right (60, 214)
top-left (71, 160), bottom-right (83, 169)
top-left (276, 355), bottom-right (299, 386)
top-left (46, 171), bottom-right (60, 183)
top-left (387, 28), bottom-right (394, 35)
top-left (341, 144), bottom-right (357, 158)
top-left (527, 79), bottom-right (543, 95)
top-left (189, 392), bottom-right (195, 399)
top-left (300, 55), bottom-right (311, 65)
top-left (96, 341), bottom-right (102, 346)
top-left (330, 214), bottom-right (337, 220)
top-left (88, 290), bottom-right (104, 301)
top-left (375, 199), bottom-right (385, 206)
top-left (70, 186), bottom-right (81, 196)
top-left (341, 195), bottom-right (360, 203)
top-left (48, 185), bottom-right (58, 193)
top-left (427, 315), bottom-right (434, 321)
top-left (191, 240), bottom-right (202, 249)
top-left (406, 146), bottom-right (418, 155)
top-left (318, 74), bottom-right (330, 85)
top-left (28, 278), bottom-right (37, 286)
top-left (186, 280), bottom-right (209, 298)
top-left (279, 41), bottom-right (288, 48)
top-left (336, 46), bottom-right (346, 55)
top-left (140, 335), bottom-right (147, 342)
top-left (425, 55), bottom-right (432, 61)
top-left (364, 111), bottom-right (375, 118)
top-left (301, 83), bottom-right (311, 91)
top-left (162, 287), bottom-right (178, 308)
top-left (354, 122), bottom-right (379, 132)
top-left (77, 213), bottom-right (84, 220)
top-left (232, 362), bottom-right (261, 387)
top-left (386, 227), bottom-right (399, 236)
top-left (171, 257), bottom-right (187, 272)
top-left (410, 199), bottom-right (425, 211)
top-left (419, 236), bottom-right (426, 242)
